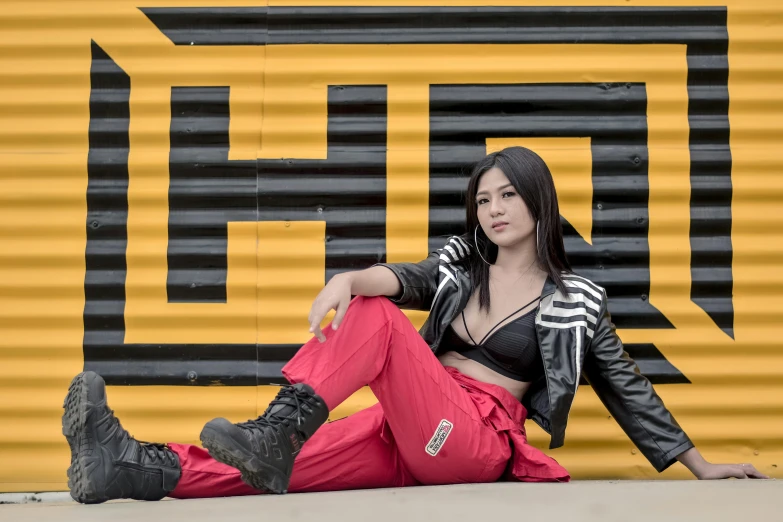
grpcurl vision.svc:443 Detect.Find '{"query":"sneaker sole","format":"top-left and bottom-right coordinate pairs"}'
top-left (62, 372), bottom-right (107, 504)
top-left (200, 423), bottom-right (286, 494)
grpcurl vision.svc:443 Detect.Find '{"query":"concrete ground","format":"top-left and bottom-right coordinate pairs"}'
top-left (0, 480), bottom-right (779, 522)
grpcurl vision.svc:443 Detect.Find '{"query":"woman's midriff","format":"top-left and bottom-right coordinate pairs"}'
top-left (437, 350), bottom-right (531, 401)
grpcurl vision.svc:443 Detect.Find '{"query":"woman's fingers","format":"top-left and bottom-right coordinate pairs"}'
top-left (331, 297), bottom-right (350, 331)
top-left (742, 463), bottom-right (770, 479)
top-left (308, 304), bottom-right (329, 343)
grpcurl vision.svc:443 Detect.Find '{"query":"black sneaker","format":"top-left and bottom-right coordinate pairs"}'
top-left (62, 371), bottom-right (181, 504)
top-left (199, 383), bottom-right (328, 494)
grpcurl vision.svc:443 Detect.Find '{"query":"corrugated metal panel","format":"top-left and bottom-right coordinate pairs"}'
top-left (0, 0), bottom-right (782, 492)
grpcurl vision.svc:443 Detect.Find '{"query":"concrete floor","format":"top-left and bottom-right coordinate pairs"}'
top-left (0, 480), bottom-right (779, 522)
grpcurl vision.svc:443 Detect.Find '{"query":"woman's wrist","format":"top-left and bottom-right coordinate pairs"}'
top-left (343, 271), bottom-right (361, 296)
top-left (675, 447), bottom-right (710, 477)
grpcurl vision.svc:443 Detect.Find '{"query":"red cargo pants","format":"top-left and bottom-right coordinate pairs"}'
top-left (168, 295), bottom-right (568, 498)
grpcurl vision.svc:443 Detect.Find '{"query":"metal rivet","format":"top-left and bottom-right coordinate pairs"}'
top-left (285, 221), bottom-right (290, 227)
top-left (641, 294), bottom-right (648, 301)
top-left (89, 220), bottom-right (99, 229)
top-left (631, 449), bottom-right (637, 455)
top-left (633, 156), bottom-right (641, 164)
top-left (754, 450), bottom-right (760, 455)
top-left (187, 371), bottom-right (198, 382)
top-left (190, 42), bottom-right (194, 46)
top-left (597, 203), bottom-right (603, 210)
top-left (317, 207), bottom-right (323, 214)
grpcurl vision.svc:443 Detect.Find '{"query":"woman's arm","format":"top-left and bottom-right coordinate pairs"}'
top-left (343, 265), bottom-right (403, 299)
top-left (307, 249), bottom-right (440, 342)
top-left (306, 266), bottom-right (402, 343)
top-left (584, 289), bottom-right (768, 479)
top-left (370, 251), bottom-right (441, 310)
top-left (676, 447), bottom-right (768, 479)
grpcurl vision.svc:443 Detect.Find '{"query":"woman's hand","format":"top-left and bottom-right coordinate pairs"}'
top-left (694, 462), bottom-right (769, 480)
top-left (307, 273), bottom-right (353, 343)
top-left (677, 447), bottom-right (770, 480)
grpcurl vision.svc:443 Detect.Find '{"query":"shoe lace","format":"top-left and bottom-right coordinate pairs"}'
top-left (103, 405), bottom-right (177, 466)
top-left (103, 405), bottom-right (133, 448)
top-left (239, 386), bottom-right (314, 432)
top-left (137, 442), bottom-right (178, 466)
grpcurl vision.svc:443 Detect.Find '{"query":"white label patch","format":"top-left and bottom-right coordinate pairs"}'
top-left (425, 419), bottom-right (453, 456)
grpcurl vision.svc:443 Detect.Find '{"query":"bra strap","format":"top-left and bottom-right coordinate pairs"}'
top-left (461, 310), bottom-right (480, 346)
top-left (477, 296), bottom-right (541, 345)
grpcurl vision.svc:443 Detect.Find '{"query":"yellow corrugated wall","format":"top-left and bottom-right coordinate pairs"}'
top-left (0, 0), bottom-right (782, 493)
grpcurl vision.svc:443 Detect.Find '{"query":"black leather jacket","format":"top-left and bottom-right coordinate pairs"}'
top-left (375, 235), bottom-right (694, 472)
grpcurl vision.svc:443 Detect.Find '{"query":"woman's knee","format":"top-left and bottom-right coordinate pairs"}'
top-left (329, 296), bottom-right (412, 343)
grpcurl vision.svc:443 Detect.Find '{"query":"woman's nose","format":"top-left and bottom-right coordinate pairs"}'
top-left (489, 199), bottom-right (504, 216)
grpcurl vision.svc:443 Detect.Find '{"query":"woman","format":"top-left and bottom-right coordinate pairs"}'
top-left (62, 147), bottom-right (768, 504)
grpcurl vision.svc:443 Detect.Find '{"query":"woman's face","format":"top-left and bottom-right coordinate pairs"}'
top-left (475, 167), bottom-right (536, 248)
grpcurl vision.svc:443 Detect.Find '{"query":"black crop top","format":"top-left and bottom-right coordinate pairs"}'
top-left (441, 296), bottom-right (543, 382)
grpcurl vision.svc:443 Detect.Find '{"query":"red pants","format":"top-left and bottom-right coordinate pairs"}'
top-left (168, 296), bottom-right (568, 499)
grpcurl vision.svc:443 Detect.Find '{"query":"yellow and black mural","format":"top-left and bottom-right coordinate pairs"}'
top-left (1, 0), bottom-right (782, 492)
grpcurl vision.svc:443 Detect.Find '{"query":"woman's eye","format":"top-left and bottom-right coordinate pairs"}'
top-left (476, 199), bottom-right (488, 205)
top-left (502, 191), bottom-right (516, 198)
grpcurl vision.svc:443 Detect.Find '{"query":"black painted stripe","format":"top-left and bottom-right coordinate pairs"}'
top-left (83, 344), bottom-right (298, 386)
top-left (84, 343), bottom-right (690, 386)
top-left (141, 6), bottom-right (726, 46)
top-left (84, 41), bottom-right (129, 350)
top-left (140, 7), bottom-right (268, 46)
top-left (167, 86), bottom-right (256, 303)
top-left (623, 344), bottom-right (691, 384)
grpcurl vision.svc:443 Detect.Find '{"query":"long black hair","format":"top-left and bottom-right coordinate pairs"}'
top-left (465, 146), bottom-right (571, 312)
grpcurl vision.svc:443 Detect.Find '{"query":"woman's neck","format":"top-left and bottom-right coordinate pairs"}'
top-left (493, 236), bottom-right (540, 278)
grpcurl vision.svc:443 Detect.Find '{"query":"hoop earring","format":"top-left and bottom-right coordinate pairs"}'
top-left (474, 225), bottom-right (492, 266)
